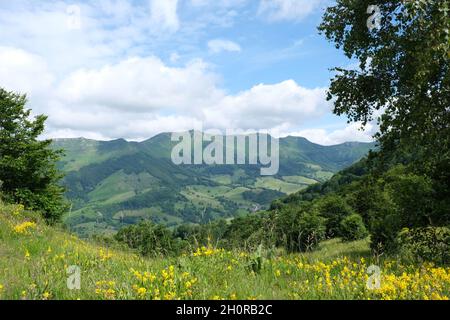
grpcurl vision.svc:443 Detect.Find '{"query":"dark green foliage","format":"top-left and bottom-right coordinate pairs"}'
top-left (115, 204), bottom-right (327, 255)
top-left (315, 195), bottom-right (355, 238)
top-left (318, 1), bottom-right (450, 172)
top-left (276, 158), bottom-right (371, 207)
top-left (222, 215), bottom-right (267, 250)
top-left (243, 189), bottom-right (285, 205)
top-left (385, 168), bottom-right (436, 227)
top-left (114, 221), bottom-right (183, 257)
top-left (339, 214), bottom-right (368, 242)
top-left (365, 166), bottom-right (449, 253)
top-left (397, 227), bottom-right (450, 266)
top-left (313, 0), bottom-right (450, 261)
top-left (278, 208), bottom-right (326, 252)
top-left (174, 219), bottom-right (229, 248)
top-left (0, 88), bottom-right (67, 223)
top-left (268, 159), bottom-right (450, 259)
top-left (345, 176), bottom-right (384, 225)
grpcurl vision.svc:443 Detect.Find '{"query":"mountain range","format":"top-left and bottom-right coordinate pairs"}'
top-left (53, 132), bottom-right (376, 237)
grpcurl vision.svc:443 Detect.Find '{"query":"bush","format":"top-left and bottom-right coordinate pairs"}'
top-left (366, 166), bottom-right (446, 253)
top-left (223, 215), bottom-right (267, 250)
top-left (277, 206), bottom-right (326, 252)
top-left (115, 221), bottom-right (184, 257)
top-left (385, 168), bottom-right (436, 228)
top-left (397, 227), bottom-right (450, 265)
top-left (339, 213), bottom-right (368, 242)
top-left (368, 205), bottom-right (401, 253)
top-left (315, 195), bottom-right (354, 237)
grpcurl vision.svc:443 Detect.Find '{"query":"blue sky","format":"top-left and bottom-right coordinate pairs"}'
top-left (0, 0), bottom-right (376, 144)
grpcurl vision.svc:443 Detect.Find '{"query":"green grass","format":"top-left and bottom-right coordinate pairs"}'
top-left (312, 171), bottom-right (335, 181)
top-left (209, 175), bottom-right (233, 185)
top-left (1, 202), bottom-right (449, 300)
top-left (282, 176), bottom-right (318, 185)
top-left (254, 177), bottom-right (305, 194)
top-left (303, 238), bottom-right (371, 261)
top-left (88, 171), bottom-right (158, 203)
top-left (180, 186), bottom-right (224, 209)
top-left (222, 187), bottom-right (251, 203)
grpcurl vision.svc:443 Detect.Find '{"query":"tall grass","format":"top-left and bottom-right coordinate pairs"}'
top-left (0, 202), bottom-right (449, 300)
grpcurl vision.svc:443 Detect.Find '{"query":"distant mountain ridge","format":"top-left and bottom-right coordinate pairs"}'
top-left (53, 132), bottom-right (376, 237)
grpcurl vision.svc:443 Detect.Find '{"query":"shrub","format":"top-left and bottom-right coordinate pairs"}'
top-left (339, 213), bottom-right (368, 242)
top-left (277, 206), bottom-right (326, 252)
top-left (397, 227), bottom-right (450, 265)
top-left (366, 166), bottom-right (447, 254)
top-left (385, 168), bottom-right (436, 228)
top-left (115, 221), bottom-right (184, 256)
top-left (315, 195), bottom-right (354, 238)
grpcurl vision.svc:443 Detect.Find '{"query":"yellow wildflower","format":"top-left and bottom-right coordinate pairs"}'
top-left (137, 287), bottom-right (147, 298)
top-left (13, 221), bottom-right (37, 235)
top-left (99, 249), bottom-right (113, 262)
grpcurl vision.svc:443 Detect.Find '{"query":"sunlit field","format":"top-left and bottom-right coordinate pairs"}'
top-left (1, 202), bottom-right (448, 301)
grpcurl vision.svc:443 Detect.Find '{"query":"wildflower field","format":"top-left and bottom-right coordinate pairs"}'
top-left (0, 202), bottom-right (449, 300)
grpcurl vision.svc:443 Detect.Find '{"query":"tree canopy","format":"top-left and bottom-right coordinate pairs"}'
top-left (0, 88), bottom-right (67, 223)
top-left (319, 0), bottom-right (449, 174)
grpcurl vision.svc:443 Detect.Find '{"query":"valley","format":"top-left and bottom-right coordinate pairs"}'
top-left (54, 132), bottom-right (375, 237)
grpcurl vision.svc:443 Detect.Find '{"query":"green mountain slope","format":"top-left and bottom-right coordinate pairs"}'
top-left (53, 133), bottom-right (375, 237)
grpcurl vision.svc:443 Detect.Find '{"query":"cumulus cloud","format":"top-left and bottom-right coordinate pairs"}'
top-left (57, 56), bottom-right (223, 113)
top-left (149, 0), bottom-right (180, 32)
top-left (208, 39), bottom-right (242, 53)
top-left (0, 47), bottom-right (53, 98)
top-left (204, 80), bottom-right (330, 129)
top-left (0, 0), bottom-right (184, 75)
top-left (0, 46), bottom-right (333, 141)
top-left (286, 123), bottom-right (377, 146)
top-left (258, 0), bottom-right (328, 22)
top-left (0, 1), bottom-right (375, 145)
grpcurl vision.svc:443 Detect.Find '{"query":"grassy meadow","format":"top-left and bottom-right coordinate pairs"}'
top-left (1, 201), bottom-right (449, 300)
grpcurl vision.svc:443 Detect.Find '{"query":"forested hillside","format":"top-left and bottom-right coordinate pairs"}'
top-left (54, 134), bottom-right (374, 237)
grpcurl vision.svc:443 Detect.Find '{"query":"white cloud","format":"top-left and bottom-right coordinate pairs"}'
top-left (287, 122), bottom-right (376, 145)
top-left (0, 1), bottom-right (374, 145)
top-left (258, 0), bottom-right (327, 22)
top-left (57, 56), bottom-right (222, 113)
top-left (0, 47), bottom-right (334, 141)
top-left (0, 0), bottom-right (185, 76)
top-left (44, 115), bottom-right (204, 142)
top-left (208, 39), bottom-right (242, 54)
top-left (0, 46), bottom-right (53, 98)
top-left (149, 0), bottom-right (180, 32)
top-left (204, 80), bottom-right (330, 129)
